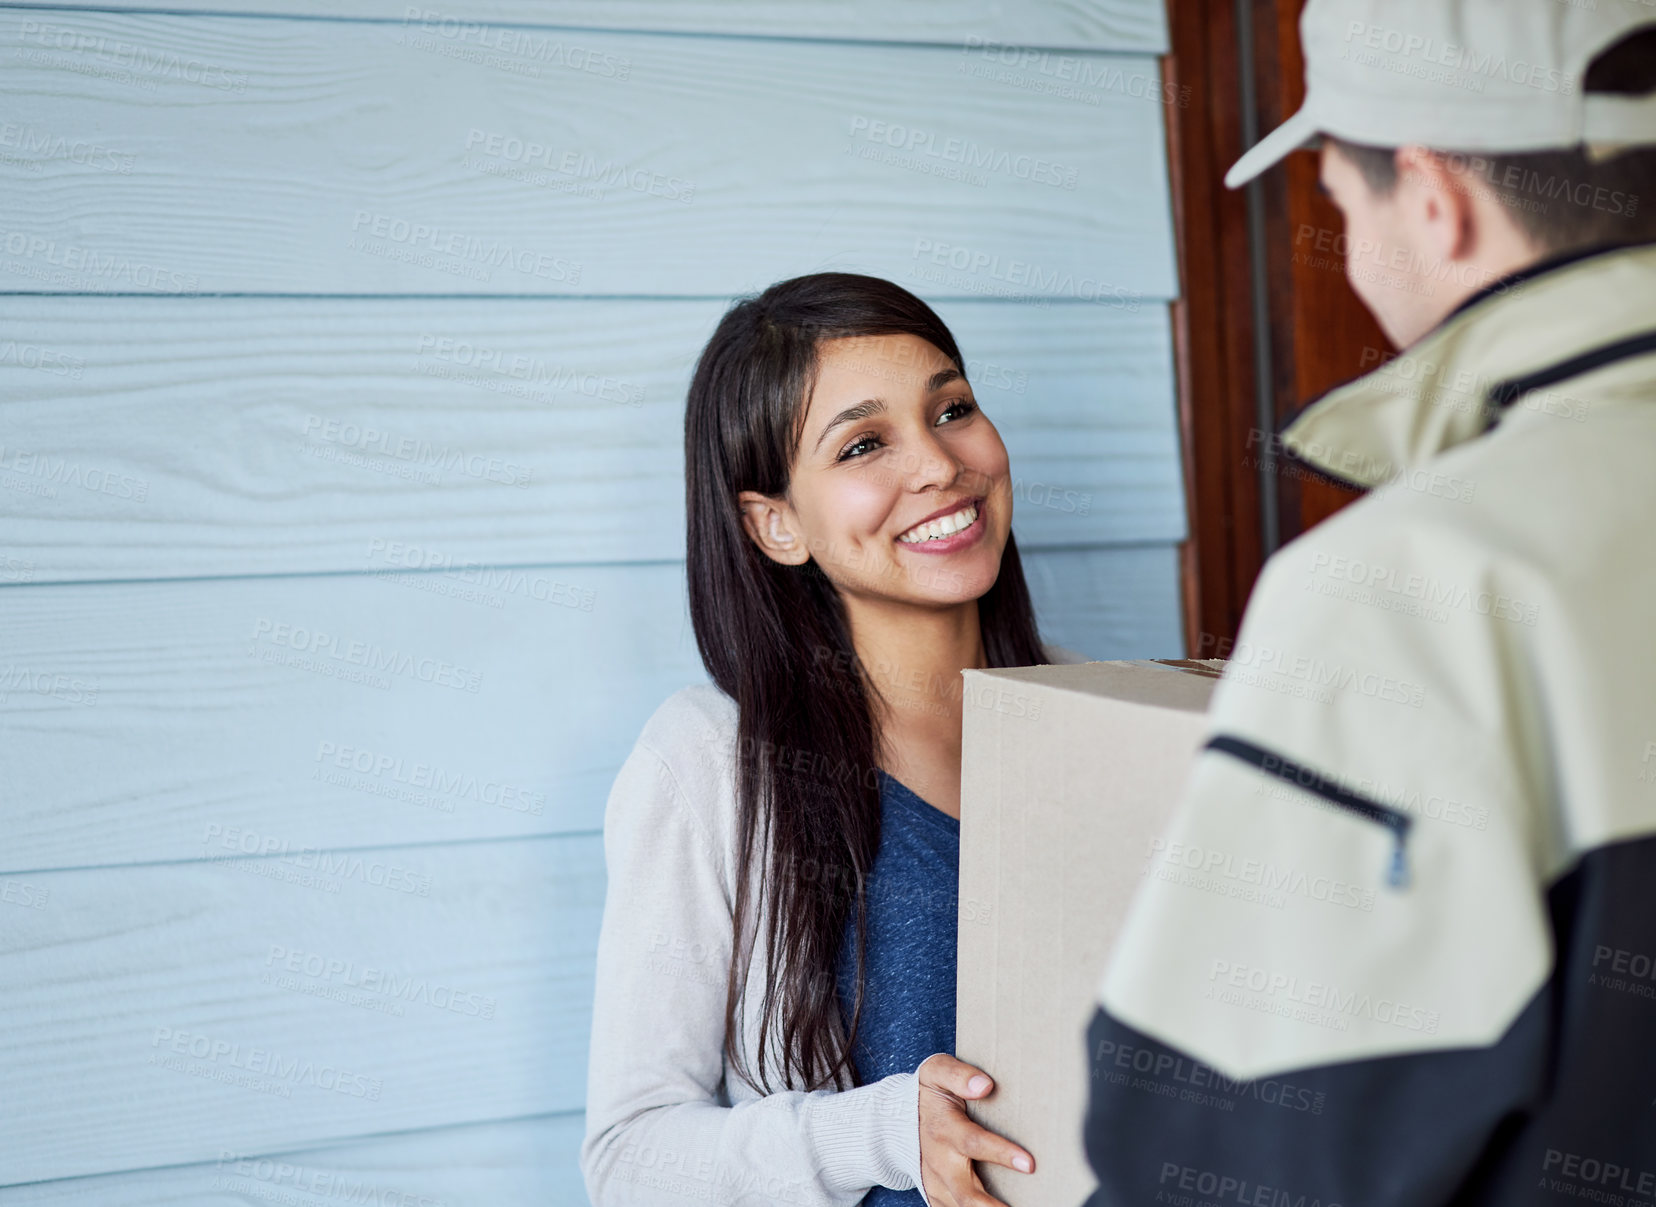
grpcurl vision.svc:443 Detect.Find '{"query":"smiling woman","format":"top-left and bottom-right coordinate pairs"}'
top-left (738, 328), bottom-right (1014, 646)
top-left (580, 272), bottom-right (1077, 1207)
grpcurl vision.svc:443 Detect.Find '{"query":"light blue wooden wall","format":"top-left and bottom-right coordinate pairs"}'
top-left (0, 1), bottom-right (1181, 1200)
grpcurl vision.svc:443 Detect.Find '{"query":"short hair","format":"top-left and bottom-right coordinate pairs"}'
top-left (1327, 28), bottom-right (1656, 255)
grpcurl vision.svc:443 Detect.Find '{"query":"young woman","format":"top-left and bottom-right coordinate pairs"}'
top-left (581, 272), bottom-right (1082, 1207)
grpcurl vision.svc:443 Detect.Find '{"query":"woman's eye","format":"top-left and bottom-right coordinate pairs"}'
top-left (837, 434), bottom-right (880, 461)
top-left (837, 400), bottom-right (974, 461)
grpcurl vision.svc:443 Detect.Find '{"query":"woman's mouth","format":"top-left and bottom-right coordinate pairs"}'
top-left (894, 498), bottom-right (986, 553)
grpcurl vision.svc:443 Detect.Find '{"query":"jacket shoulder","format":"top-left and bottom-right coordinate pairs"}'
top-left (1259, 467), bottom-right (1493, 592)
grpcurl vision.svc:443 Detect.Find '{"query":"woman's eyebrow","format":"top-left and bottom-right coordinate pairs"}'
top-left (928, 368), bottom-right (965, 391)
top-left (813, 397), bottom-right (886, 453)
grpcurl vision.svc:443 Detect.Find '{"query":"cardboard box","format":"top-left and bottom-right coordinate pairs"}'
top-left (957, 659), bottom-right (1224, 1207)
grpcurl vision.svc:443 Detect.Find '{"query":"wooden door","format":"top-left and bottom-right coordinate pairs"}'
top-left (1165, 0), bottom-right (1380, 656)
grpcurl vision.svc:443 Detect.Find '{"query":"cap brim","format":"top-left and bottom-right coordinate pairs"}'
top-left (1224, 106), bottom-right (1322, 189)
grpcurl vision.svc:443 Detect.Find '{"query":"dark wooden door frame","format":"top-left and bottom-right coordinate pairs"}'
top-left (1163, 0), bottom-right (1372, 657)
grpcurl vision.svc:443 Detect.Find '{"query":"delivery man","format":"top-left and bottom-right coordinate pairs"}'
top-left (1083, 1), bottom-right (1656, 1204)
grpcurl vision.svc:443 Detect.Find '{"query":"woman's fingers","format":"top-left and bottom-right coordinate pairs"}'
top-left (915, 1052), bottom-right (1037, 1204)
top-left (971, 1125), bottom-right (1035, 1174)
top-left (916, 1051), bottom-right (996, 1100)
top-left (936, 1105), bottom-right (1035, 1174)
top-left (921, 1147), bottom-right (1018, 1207)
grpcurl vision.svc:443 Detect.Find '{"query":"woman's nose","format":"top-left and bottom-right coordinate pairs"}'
top-left (900, 428), bottom-right (964, 491)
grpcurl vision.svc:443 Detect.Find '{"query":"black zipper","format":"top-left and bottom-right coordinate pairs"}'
top-left (1205, 735), bottom-right (1413, 890)
top-left (1484, 327), bottom-right (1656, 427)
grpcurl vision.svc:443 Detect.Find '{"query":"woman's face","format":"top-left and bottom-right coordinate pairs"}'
top-left (738, 332), bottom-right (1014, 609)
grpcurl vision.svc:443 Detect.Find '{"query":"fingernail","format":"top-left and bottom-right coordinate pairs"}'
top-left (967, 1074), bottom-right (991, 1094)
top-left (1013, 1155), bottom-right (1033, 1173)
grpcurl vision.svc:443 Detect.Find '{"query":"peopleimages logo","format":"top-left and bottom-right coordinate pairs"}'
top-left (1092, 1036), bottom-right (1327, 1115)
top-left (1245, 427), bottom-right (1478, 505)
top-left (0, 121), bottom-right (134, 174)
top-left (212, 1151), bottom-right (450, 1207)
top-left (0, 225), bottom-right (200, 293)
top-left (1144, 836), bottom-right (1377, 912)
top-left (366, 538), bottom-right (598, 612)
top-left (398, 8), bottom-right (631, 79)
top-left (1358, 344), bottom-right (1591, 423)
top-left (249, 617), bottom-right (483, 694)
top-left (848, 116), bottom-right (1080, 189)
top-left (1198, 631), bottom-right (1428, 710)
top-left (1341, 20), bottom-right (1576, 93)
top-left (1306, 552), bottom-right (1540, 627)
top-left (0, 662), bottom-right (98, 707)
top-left (1158, 1162), bottom-right (1344, 1207)
top-left (911, 238), bottom-right (1137, 308)
top-left (1542, 1150), bottom-right (1656, 1199)
top-left (463, 129), bottom-right (693, 203)
top-left (200, 822), bottom-right (434, 897)
top-left (1588, 943), bottom-right (1656, 1002)
top-left (415, 334), bottom-right (644, 408)
top-left (17, 20), bottom-right (250, 92)
top-left (0, 339), bottom-right (86, 378)
top-left (313, 738), bottom-right (546, 815)
top-left (348, 211), bottom-right (582, 284)
top-left (265, 944), bottom-right (497, 1018)
top-left (149, 1026), bottom-right (383, 1099)
top-left (300, 414), bottom-right (534, 487)
top-left (1208, 959), bottom-right (1442, 1034)
top-left (958, 37), bottom-right (1190, 109)
top-left (0, 442), bottom-right (149, 501)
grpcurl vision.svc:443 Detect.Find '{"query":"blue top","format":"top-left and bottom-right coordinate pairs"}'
top-left (833, 769), bottom-right (959, 1207)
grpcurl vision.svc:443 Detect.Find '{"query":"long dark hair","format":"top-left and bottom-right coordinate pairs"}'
top-left (684, 272), bottom-right (1048, 1095)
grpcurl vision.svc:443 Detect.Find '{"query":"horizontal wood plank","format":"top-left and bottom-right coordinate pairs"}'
top-left (0, 298), bottom-right (1184, 583)
top-left (0, 562), bottom-right (705, 874)
top-left (0, 13), bottom-right (1177, 297)
top-left (0, 545), bottom-right (1177, 874)
top-left (0, 836), bottom-right (600, 1186)
top-left (0, 1112), bottom-right (587, 1204)
top-left (33, 1), bottom-right (1168, 53)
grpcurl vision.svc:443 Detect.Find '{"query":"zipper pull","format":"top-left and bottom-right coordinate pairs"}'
top-left (1386, 822), bottom-right (1410, 890)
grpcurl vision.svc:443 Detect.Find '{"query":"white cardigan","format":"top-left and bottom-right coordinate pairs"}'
top-left (580, 644), bottom-right (1089, 1206)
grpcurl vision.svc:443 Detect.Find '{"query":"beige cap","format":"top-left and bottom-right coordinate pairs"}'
top-left (1225, 0), bottom-right (1656, 188)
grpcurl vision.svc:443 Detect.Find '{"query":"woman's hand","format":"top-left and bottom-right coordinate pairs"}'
top-left (915, 1052), bottom-right (1034, 1207)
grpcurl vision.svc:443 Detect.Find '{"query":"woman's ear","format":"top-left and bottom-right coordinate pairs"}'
top-left (737, 490), bottom-right (810, 566)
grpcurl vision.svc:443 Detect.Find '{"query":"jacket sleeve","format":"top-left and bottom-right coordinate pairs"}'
top-left (580, 732), bottom-right (929, 1207)
top-left (1082, 505), bottom-right (1556, 1207)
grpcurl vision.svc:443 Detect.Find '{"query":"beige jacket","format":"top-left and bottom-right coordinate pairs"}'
top-left (1086, 240), bottom-right (1656, 1205)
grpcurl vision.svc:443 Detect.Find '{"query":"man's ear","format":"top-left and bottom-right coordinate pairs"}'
top-left (736, 490), bottom-right (810, 566)
top-left (1397, 145), bottom-right (1475, 262)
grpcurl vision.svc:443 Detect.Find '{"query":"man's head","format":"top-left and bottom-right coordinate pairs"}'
top-left (1315, 29), bottom-right (1656, 347)
top-left (1228, 0), bottom-right (1656, 348)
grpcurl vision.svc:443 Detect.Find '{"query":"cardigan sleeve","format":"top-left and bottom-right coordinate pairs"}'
top-left (580, 730), bottom-right (931, 1207)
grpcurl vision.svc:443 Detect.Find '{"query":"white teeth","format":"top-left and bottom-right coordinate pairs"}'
top-left (897, 504), bottom-right (979, 544)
